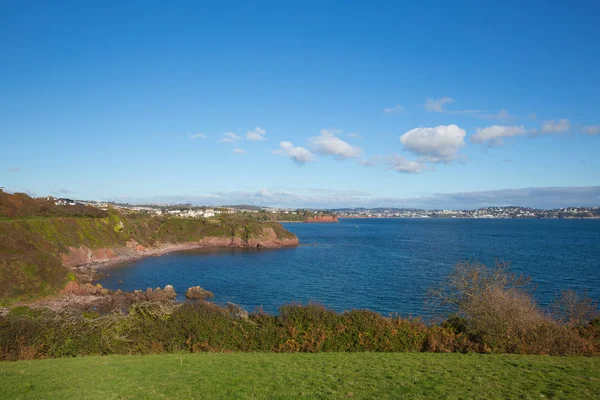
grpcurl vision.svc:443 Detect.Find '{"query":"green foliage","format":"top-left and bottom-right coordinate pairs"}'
top-left (113, 221), bottom-right (124, 233)
top-left (1, 302), bottom-right (598, 361)
top-left (0, 191), bottom-right (107, 219)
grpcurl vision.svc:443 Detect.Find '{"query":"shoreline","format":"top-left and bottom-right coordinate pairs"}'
top-left (66, 237), bottom-right (299, 271)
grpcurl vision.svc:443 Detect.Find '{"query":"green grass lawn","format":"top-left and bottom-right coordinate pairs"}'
top-left (1, 353), bottom-right (598, 399)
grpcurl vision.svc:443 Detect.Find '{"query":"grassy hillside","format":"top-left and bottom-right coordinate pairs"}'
top-left (1, 352), bottom-right (598, 399)
top-left (0, 191), bottom-right (106, 219)
top-left (0, 213), bottom-right (296, 303)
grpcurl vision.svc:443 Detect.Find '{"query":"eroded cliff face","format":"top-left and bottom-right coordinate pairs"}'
top-left (304, 215), bottom-right (339, 223)
top-left (61, 227), bottom-right (299, 268)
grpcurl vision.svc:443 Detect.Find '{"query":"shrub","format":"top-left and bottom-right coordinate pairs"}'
top-left (0, 287), bottom-right (597, 361)
top-left (428, 261), bottom-right (597, 355)
top-left (552, 290), bottom-right (599, 327)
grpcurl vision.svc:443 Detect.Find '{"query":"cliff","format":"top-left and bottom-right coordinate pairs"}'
top-left (0, 214), bottom-right (298, 303)
top-left (304, 215), bottom-right (339, 223)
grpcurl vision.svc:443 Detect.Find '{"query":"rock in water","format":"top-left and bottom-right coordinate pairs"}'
top-left (163, 285), bottom-right (176, 299)
top-left (185, 286), bottom-right (214, 300)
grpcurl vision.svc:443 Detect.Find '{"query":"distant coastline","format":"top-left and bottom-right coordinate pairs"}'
top-left (338, 216), bottom-right (600, 220)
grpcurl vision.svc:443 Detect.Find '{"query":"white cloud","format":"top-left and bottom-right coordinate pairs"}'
top-left (471, 125), bottom-right (528, 145)
top-left (274, 141), bottom-right (315, 165)
top-left (399, 124), bottom-right (466, 163)
top-left (188, 133), bottom-right (207, 139)
top-left (309, 129), bottom-right (362, 159)
top-left (383, 104), bottom-right (404, 114)
top-left (423, 97), bottom-right (484, 114)
top-left (232, 148), bottom-right (245, 154)
top-left (219, 132), bottom-right (243, 143)
top-left (389, 155), bottom-right (427, 173)
top-left (582, 125), bottom-right (600, 136)
top-left (246, 127), bottom-right (267, 141)
top-left (541, 119), bottom-right (570, 134)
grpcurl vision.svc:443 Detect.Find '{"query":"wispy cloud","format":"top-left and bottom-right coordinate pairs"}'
top-left (383, 104), bottom-right (404, 114)
top-left (471, 125), bottom-right (528, 146)
top-left (389, 155), bottom-right (427, 174)
top-left (400, 124), bottom-right (466, 163)
top-left (50, 188), bottom-right (74, 195)
top-left (480, 109), bottom-right (514, 121)
top-left (274, 141), bottom-right (315, 165)
top-left (358, 155), bottom-right (382, 167)
top-left (309, 129), bottom-right (362, 159)
top-left (7, 167), bottom-right (20, 172)
top-left (232, 148), bottom-right (245, 154)
top-left (246, 127), bottom-right (267, 141)
top-left (219, 132), bottom-right (243, 143)
top-left (541, 119), bottom-right (570, 134)
top-left (114, 186), bottom-right (600, 210)
top-left (423, 97), bottom-right (484, 114)
top-left (188, 133), bottom-right (207, 139)
top-left (582, 125), bottom-right (600, 136)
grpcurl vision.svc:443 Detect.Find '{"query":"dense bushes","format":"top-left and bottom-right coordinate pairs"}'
top-left (0, 302), bottom-right (440, 360)
top-left (1, 299), bottom-right (598, 361)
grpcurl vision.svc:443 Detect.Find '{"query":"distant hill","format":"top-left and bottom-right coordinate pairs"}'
top-left (223, 204), bottom-right (265, 211)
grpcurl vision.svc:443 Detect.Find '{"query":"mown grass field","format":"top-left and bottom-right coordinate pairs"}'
top-left (1, 353), bottom-right (598, 399)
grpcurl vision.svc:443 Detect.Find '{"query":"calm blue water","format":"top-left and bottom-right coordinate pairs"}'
top-left (97, 219), bottom-right (600, 316)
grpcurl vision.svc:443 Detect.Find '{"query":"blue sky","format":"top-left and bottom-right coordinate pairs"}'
top-left (1, 1), bottom-right (599, 208)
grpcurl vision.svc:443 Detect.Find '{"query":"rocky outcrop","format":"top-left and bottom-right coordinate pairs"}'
top-left (185, 286), bottom-right (214, 300)
top-left (14, 282), bottom-right (182, 314)
top-left (304, 215), bottom-right (339, 223)
top-left (61, 230), bottom-right (299, 269)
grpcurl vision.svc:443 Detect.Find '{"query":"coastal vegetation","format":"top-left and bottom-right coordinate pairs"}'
top-left (2, 352), bottom-right (599, 399)
top-left (0, 191), bottom-right (107, 219)
top-left (1, 262), bottom-right (598, 361)
top-left (248, 209), bottom-right (339, 222)
top-left (0, 192), bottom-right (298, 304)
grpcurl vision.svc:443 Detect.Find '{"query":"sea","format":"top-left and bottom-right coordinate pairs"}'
top-left (97, 218), bottom-right (600, 317)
